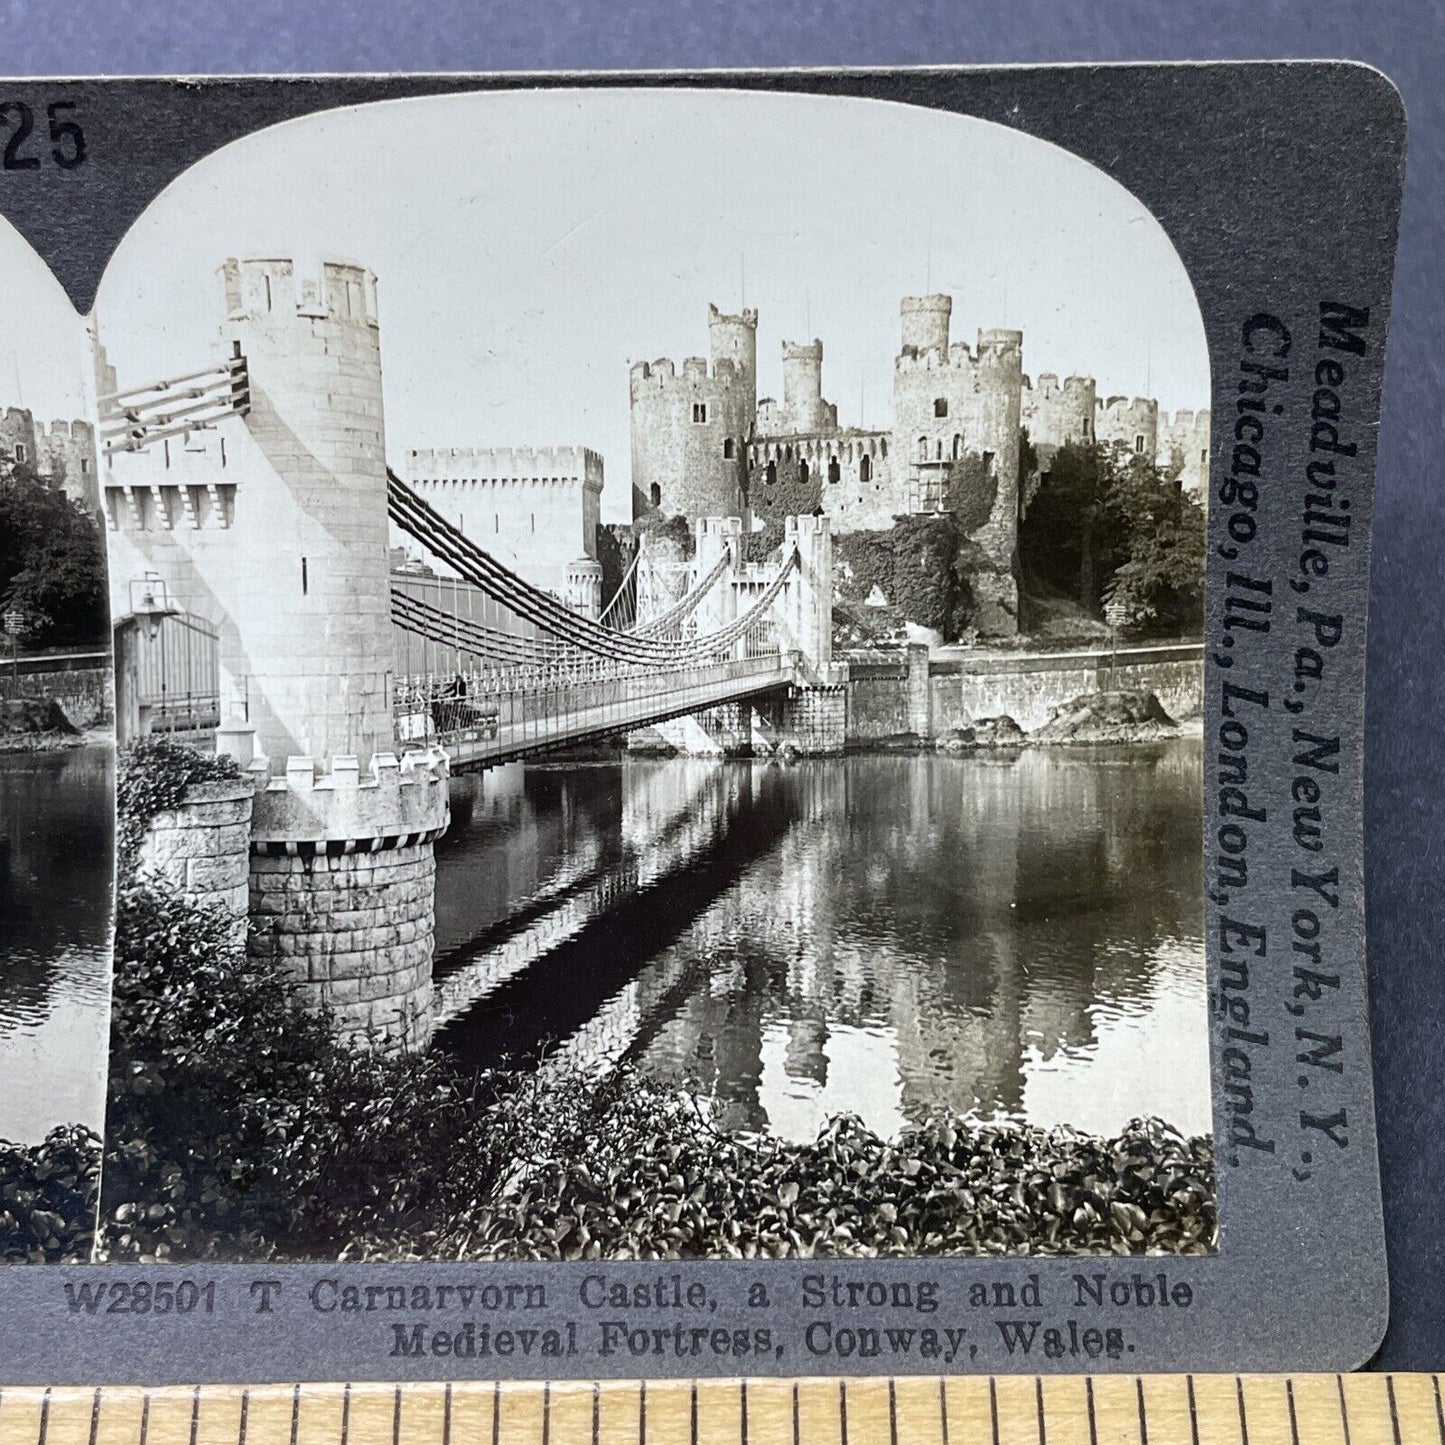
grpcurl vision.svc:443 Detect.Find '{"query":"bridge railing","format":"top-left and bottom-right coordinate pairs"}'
top-left (394, 653), bottom-right (788, 751)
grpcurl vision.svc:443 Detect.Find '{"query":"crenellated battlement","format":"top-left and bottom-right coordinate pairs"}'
top-left (782, 340), bottom-right (823, 363)
top-left (1024, 372), bottom-right (1096, 400)
top-left (221, 255), bottom-right (379, 329)
top-left (1097, 394), bottom-right (1158, 419)
top-left (246, 745), bottom-right (451, 850)
top-left (404, 444), bottom-right (603, 486)
top-left (629, 356), bottom-right (748, 396)
top-left (1160, 407), bottom-right (1211, 429)
top-left (895, 329), bottom-right (1023, 379)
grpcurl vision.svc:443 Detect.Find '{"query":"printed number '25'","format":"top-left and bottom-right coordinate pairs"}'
top-left (0, 101), bottom-right (87, 171)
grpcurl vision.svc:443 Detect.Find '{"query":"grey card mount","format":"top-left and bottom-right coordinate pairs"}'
top-left (0, 63), bottom-right (1404, 1381)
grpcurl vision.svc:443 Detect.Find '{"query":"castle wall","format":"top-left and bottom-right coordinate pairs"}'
top-left (1021, 373), bottom-right (1097, 451)
top-left (747, 429), bottom-right (895, 533)
top-left (1094, 394), bottom-right (1160, 461)
top-left (36, 419), bottom-right (100, 511)
top-left (1157, 408), bottom-right (1212, 492)
top-left (401, 445), bottom-right (603, 600)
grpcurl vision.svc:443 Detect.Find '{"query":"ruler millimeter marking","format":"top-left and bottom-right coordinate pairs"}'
top-left (0, 1378), bottom-right (1440, 1445)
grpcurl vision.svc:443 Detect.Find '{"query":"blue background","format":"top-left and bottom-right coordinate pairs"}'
top-left (1, 0), bottom-right (1440, 1371)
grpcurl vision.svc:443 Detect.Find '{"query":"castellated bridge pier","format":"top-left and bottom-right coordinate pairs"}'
top-left (104, 255), bottom-right (842, 1054)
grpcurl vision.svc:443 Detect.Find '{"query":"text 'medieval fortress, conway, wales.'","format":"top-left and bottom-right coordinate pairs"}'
top-left (628, 294), bottom-right (1210, 636)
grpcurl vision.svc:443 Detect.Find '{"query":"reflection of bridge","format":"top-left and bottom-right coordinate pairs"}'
top-left (100, 254), bottom-right (846, 1052)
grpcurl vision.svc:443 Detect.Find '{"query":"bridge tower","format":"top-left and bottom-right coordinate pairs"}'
top-left (217, 256), bottom-right (448, 1053)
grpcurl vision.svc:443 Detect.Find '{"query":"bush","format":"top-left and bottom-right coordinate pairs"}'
top-left (0, 1126), bottom-right (102, 1263)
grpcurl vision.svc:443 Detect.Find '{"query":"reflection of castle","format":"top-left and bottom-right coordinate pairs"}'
top-left (0, 405), bottom-right (99, 512)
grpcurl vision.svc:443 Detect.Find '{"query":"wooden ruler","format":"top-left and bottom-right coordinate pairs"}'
top-left (0, 1377), bottom-right (1439, 1445)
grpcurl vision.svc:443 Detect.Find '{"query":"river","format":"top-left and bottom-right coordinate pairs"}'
top-left (0, 746), bottom-right (113, 1145)
top-left (432, 739), bottom-right (1210, 1142)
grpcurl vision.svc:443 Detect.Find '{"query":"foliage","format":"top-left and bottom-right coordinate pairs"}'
top-left (0, 1126), bottom-right (102, 1263)
top-left (940, 451), bottom-right (999, 537)
top-left (633, 510), bottom-right (695, 561)
top-left (115, 735), bottom-right (243, 873)
top-left (835, 517), bottom-right (975, 640)
top-left (0, 461), bottom-right (108, 648)
top-left (596, 524), bottom-right (635, 618)
top-left (1103, 461), bottom-right (1207, 634)
top-left (455, 1101), bottom-right (1215, 1260)
top-left (748, 456), bottom-right (824, 558)
top-left (1019, 442), bottom-right (1204, 635)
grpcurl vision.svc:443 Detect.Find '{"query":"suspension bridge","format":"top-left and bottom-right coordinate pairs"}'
top-left (103, 337), bottom-right (845, 776)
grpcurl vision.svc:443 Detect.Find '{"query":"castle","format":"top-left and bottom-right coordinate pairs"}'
top-left (399, 445), bottom-right (605, 617)
top-left (1, 404), bottom-right (100, 512)
top-left (629, 294), bottom-right (1210, 635)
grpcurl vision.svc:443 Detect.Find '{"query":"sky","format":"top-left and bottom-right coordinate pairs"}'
top-left (88, 88), bottom-right (1208, 523)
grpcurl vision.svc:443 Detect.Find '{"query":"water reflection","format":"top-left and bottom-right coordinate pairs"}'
top-left (0, 747), bottom-right (113, 1143)
top-left (434, 742), bottom-right (1209, 1141)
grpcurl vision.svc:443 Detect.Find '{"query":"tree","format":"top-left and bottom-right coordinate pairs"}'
top-left (1103, 456), bottom-right (1206, 635)
top-left (0, 461), bottom-right (108, 648)
top-left (1018, 441), bottom-right (1204, 636)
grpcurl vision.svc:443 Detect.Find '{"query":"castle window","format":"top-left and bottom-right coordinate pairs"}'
top-left (952, 433), bottom-right (963, 460)
top-left (723, 437), bottom-right (735, 458)
top-left (80, 457), bottom-right (89, 474)
top-left (880, 438), bottom-right (888, 458)
top-left (650, 483), bottom-right (662, 507)
top-left (917, 436), bottom-right (928, 461)
top-left (12, 443), bottom-right (25, 463)
top-left (799, 460), bottom-right (809, 486)
top-left (935, 440), bottom-right (943, 460)
top-left (692, 402), bottom-right (708, 424)
top-left (766, 461), bottom-right (777, 486)
top-left (859, 454), bottom-right (872, 484)
top-left (1200, 449), bottom-right (1208, 465)
top-left (1135, 434), bottom-right (1145, 452)
top-left (301, 557), bottom-right (308, 596)
top-left (828, 457), bottom-right (841, 484)
top-left (1084, 417), bottom-right (1092, 438)
top-left (934, 398), bottom-right (948, 418)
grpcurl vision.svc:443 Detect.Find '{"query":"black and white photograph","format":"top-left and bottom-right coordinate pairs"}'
top-left (0, 216), bottom-right (112, 1264)
top-left (86, 87), bottom-right (1222, 1265)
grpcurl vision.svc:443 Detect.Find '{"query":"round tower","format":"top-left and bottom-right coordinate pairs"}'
top-left (218, 256), bottom-right (448, 1055)
top-left (708, 304), bottom-right (758, 409)
top-left (781, 339), bottom-right (829, 433)
top-left (219, 256), bottom-right (396, 766)
top-left (900, 294), bottom-right (952, 356)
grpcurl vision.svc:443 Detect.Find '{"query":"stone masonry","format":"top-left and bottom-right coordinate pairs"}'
top-left (136, 780), bottom-right (255, 950)
top-left (249, 841), bottom-right (436, 1052)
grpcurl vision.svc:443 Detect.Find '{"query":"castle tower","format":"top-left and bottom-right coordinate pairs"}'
top-left (629, 304), bottom-right (754, 524)
top-left (892, 301), bottom-right (1023, 636)
top-left (102, 255), bottom-right (449, 1054)
top-left (708, 304), bottom-right (758, 407)
top-left (900, 294), bottom-right (953, 357)
top-left (218, 256), bottom-right (397, 766)
top-left (781, 340), bottom-right (829, 434)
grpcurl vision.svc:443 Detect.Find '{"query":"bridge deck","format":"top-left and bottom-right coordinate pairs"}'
top-left (434, 654), bottom-right (796, 771)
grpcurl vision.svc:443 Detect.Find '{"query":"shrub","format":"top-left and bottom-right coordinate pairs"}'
top-left (0, 1126), bottom-right (102, 1263)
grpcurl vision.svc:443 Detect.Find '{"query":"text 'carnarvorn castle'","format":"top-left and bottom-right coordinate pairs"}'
top-left (628, 295), bottom-right (1211, 636)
